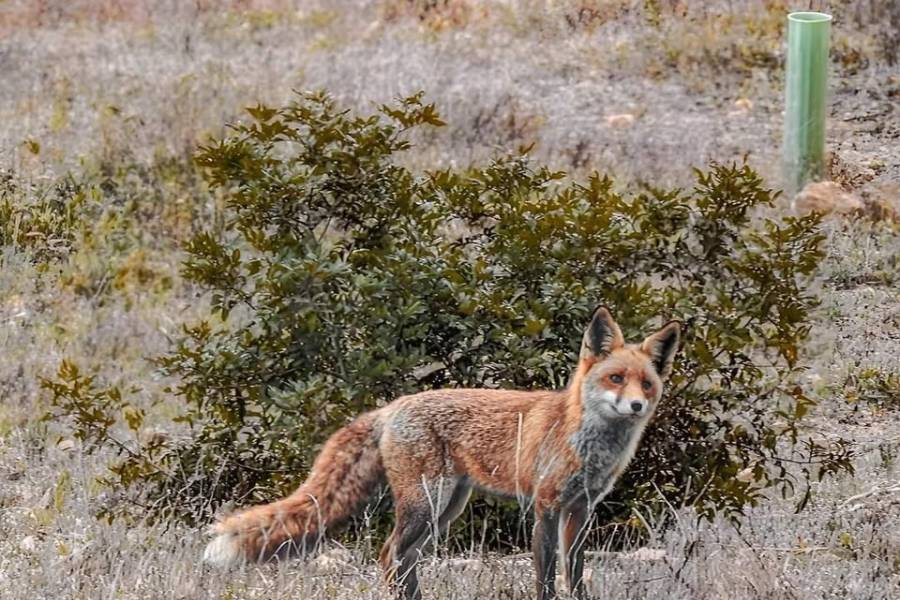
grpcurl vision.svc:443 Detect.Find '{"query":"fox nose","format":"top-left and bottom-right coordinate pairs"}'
top-left (630, 401), bottom-right (645, 414)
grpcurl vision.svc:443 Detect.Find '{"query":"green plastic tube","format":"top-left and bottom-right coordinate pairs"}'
top-left (783, 11), bottom-right (832, 195)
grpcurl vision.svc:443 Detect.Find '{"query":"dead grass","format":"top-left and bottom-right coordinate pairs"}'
top-left (2, 1), bottom-right (897, 187)
top-left (1, 1), bottom-right (898, 599)
top-left (2, 424), bottom-right (897, 599)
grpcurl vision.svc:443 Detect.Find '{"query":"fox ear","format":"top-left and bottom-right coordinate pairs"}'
top-left (640, 320), bottom-right (682, 380)
top-left (580, 306), bottom-right (625, 361)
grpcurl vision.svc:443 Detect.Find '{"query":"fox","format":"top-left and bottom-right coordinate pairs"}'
top-left (203, 306), bottom-right (681, 600)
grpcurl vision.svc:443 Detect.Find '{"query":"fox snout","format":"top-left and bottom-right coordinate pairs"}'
top-left (598, 389), bottom-right (650, 417)
top-left (614, 395), bottom-right (648, 417)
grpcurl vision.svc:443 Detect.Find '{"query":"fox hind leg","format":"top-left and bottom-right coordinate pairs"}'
top-left (380, 477), bottom-right (471, 600)
top-left (381, 477), bottom-right (462, 599)
top-left (382, 499), bottom-right (434, 600)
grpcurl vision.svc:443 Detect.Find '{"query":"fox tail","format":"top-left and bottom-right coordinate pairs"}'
top-left (202, 411), bottom-right (385, 566)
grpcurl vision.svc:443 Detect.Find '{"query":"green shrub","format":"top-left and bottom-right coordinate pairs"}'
top-left (0, 171), bottom-right (89, 263)
top-left (45, 92), bottom-right (852, 540)
top-left (0, 156), bottom-right (207, 298)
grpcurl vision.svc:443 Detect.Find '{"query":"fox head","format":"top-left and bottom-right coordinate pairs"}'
top-left (577, 306), bottom-right (681, 419)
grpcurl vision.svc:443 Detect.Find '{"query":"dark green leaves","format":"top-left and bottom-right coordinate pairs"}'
top-left (380, 91), bottom-right (447, 128)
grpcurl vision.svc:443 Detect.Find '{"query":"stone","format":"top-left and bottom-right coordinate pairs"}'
top-left (605, 113), bottom-right (635, 128)
top-left (793, 181), bottom-right (864, 216)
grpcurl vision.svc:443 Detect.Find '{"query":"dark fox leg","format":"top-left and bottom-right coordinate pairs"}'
top-left (381, 474), bottom-right (461, 599)
top-left (560, 498), bottom-right (590, 599)
top-left (380, 478), bottom-right (471, 600)
top-left (383, 503), bottom-right (431, 600)
top-left (533, 506), bottom-right (560, 600)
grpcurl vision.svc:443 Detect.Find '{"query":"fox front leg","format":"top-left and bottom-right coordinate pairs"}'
top-left (533, 507), bottom-right (560, 600)
top-left (560, 498), bottom-right (591, 599)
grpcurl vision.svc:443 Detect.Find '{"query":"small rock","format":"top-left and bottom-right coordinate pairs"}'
top-left (19, 535), bottom-right (39, 553)
top-left (728, 97), bottom-right (753, 117)
top-left (605, 113), bottom-right (635, 128)
top-left (139, 428), bottom-right (170, 446)
top-left (364, 20), bottom-right (381, 38)
top-left (733, 97), bottom-right (753, 111)
top-left (793, 181), bottom-right (864, 216)
top-left (56, 439), bottom-right (76, 452)
top-left (736, 467), bottom-right (755, 483)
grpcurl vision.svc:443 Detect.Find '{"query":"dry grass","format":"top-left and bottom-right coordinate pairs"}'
top-left (2, 426), bottom-right (897, 599)
top-left (3, 1), bottom-right (897, 186)
top-left (1, 1), bottom-right (898, 599)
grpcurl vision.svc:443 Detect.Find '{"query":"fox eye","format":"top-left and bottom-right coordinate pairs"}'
top-left (610, 374), bottom-right (624, 384)
top-left (641, 380), bottom-right (652, 391)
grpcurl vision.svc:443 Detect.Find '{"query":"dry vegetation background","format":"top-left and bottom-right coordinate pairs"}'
top-left (1, 0), bottom-right (898, 598)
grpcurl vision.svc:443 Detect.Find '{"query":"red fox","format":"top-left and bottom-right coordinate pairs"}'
top-left (203, 307), bottom-right (681, 599)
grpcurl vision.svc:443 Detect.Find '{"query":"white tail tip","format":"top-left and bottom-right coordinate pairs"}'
top-left (203, 532), bottom-right (242, 568)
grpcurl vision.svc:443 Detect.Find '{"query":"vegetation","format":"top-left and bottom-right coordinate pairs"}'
top-left (841, 367), bottom-right (900, 411)
top-left (42, 93), bottom-right (853, 542)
